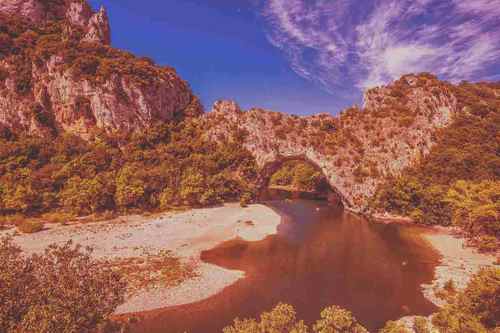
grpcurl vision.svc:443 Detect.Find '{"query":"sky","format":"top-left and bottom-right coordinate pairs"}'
top-left (88, 0), bottom-right (500, 116)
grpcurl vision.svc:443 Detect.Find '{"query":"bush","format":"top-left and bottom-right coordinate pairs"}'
top-left (412, 316), bottom-right (431, 333)
top-left (378, 320), bottom-right (410, 333)
top-left (432, 267), bottom-right (500, 332)
top-left (223, 303), bottom-right (368, 333)
top-left (40, 212), bottom-right (74, 224)
top-left (0, 236), bottom-right (126, 332)
top-left (17, 220), bottom-right (44, 234)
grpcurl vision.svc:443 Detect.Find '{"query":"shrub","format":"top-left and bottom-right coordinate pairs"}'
top-left (313, 305), bottom-right (368, 333)
top-left (17, 220), bottom-right (44, 234)
top-left (412, 316), bottom-right (431, 333)
top-left (223, 303), bottom-right (368, 333)
top-left (378, 320), bottom-right (410, 333)
top-left (40, 212), bottom-right (74, 224)
top-left (432, 267), bottom-right (500, 332)
top-left (0, 236), bottom-right (126, 332)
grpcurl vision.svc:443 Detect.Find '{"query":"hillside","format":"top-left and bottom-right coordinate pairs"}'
top-left (0, 0), bottom-right (201, 139)
top-left (0, 0), bottom-right (498, 244)
top-left (206, 75), bottom-right (499, 212)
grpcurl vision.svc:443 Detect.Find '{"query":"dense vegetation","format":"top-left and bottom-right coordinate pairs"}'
top-left (0, 120), bottom-right (258, 225)
top-left (269, 160), bottom-right (325, 193)
top-left (431, 267), bottom-right (500, 333)
top-left (371, 82), bottom-right (500, 250)
top-left (0, 236), bottom-right (126, 332)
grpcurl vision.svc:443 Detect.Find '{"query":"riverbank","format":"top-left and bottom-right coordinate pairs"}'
top-left (371, 214), bottom-right (497, 306)
top-left (0, 203), bottom-right (281, 314)
top-left (419, 227), bottom-right (497, 306)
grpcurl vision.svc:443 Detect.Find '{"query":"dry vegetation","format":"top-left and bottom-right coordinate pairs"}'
top-left (0, 236), bottom-right (126, 332)
top-left (102, 250), bottom-right (198, 295)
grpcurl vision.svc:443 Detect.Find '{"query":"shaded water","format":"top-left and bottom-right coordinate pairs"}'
top-left (131, 200), bottom-right (439, 333)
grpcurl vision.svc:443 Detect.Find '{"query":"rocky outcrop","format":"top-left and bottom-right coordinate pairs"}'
top-left (0, 57), bottom-right (195, 138)
top-left (205, 74), bottom-right (471, 212)
top-left (0, 0), bottom-right (201, 138)
top-left (1, 0), bottom-right (110, 44)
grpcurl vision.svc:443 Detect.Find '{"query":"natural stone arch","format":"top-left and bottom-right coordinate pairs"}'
top-left (258, 155), bottom-right (349, 208)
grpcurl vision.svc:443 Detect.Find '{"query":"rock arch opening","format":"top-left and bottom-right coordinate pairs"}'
top-left (258, 156), bottom-right (344, 208)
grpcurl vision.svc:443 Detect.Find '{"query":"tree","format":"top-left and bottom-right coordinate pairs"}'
top-left (313, 306), bottom-right (368, 333)
top-left (223, 303), bottom-right (307, 333)
top-left (378, 321), bottom-right (410, 333)
top-left (223, 303), bottom-right (368, 333)
top-left (432, 267), bottom-right (500, 332)
top-left (412, 317), bottom-right (431, 333)
top-left (60, 175), bottom-right (114, 215)
top-left (0, 236), bottom-right (126, 332)
top-left (115, 165), bottom-right (145, 208)
top-left (445, 180), bottom-right (500, 237)
top-left (179, 169), bottom-right (206, 206)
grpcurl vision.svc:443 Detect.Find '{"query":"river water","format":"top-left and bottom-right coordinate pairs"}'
top-left (131, 199), bottom-right (439, 333)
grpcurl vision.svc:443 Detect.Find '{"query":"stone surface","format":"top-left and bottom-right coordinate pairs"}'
top-left (0, 0), bottom-right (200, 138)
top-left (205, 74), bottom-right (498, 211)
top-left (0, 0), bottom-right (110, 44)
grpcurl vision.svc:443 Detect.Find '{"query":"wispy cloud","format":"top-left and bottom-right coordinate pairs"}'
top-left (262, 0), bottom-right (500, 95)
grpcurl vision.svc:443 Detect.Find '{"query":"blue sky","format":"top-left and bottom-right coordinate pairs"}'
top-left (88, 0), bottom-right (500, 115)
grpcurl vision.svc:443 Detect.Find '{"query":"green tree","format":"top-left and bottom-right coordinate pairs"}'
top-left (179, 169), bottom-right (206, 206)
top-left (378, 321), bottom-right (410, 333)
top-left (313, 306), bottom-right (368, 333)
top-left (412, 317), bottom-right (431, 333)
top-left (445, 180), bottom-right (500, 237)
top-left (60, 175), bottom-right (114, 215)
top-left (115, 165), bottom-right (145, 208)
top-left (432, 267), bottom-right (500, 332)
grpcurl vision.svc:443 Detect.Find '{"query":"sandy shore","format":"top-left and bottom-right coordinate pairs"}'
top-left (419, 228), bottom-right (497, 307)
top-left (394, 227), bottom-right (497, 332)
top-left (0, 203), bottom-right (281, 314)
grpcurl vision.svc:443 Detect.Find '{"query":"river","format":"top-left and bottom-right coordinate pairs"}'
top-left (130, 199), bottom-right (439, 332)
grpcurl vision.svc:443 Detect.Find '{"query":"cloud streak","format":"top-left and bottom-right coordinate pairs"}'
top-left (262, 0), bottom-right (500, 96)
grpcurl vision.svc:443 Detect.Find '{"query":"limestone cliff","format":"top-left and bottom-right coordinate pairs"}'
top-left (205, 74), bottom-right (499, 212)
top-left (1, 0), bottom-right (110, 44)
top-left (0, 0), bottom-right (201, 138)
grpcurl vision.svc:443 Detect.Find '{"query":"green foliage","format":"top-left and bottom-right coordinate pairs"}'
top-left (432, 267), bottom-right (500, 333)
top-left (371, 85), bottom-right (500, 247)
top-left (223, 303), bottom-right (307, 333)
top-left (223, 303), bottom-right (368, 333)
top-left (0, 236), bottom-right (126, 332)
top-left (371, 176), bottom-right (452, 226)
top-left (0, 120), bottom-right (258, 218)
top-left (444, 180), bottom-right (500, 238)
top-left (378, 321), bottom-right (410, 333)
top-left (313, 306), bottom-right (368, 333)
top-left (412, 317), bottom-right (431, 333)
top-left (270, 161), bottom-right (323, 192)
top-left (60, 175), bottom-right (114, 215)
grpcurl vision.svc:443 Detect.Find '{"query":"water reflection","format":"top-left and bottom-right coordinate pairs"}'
top-left (131, 200), bottom-right (438, 333)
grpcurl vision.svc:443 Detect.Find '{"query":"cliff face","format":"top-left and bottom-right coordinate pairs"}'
top-left (205, 74), bottom-right (497, 211)
top-left (0, 0), bottom-right (200, 138)
top-left (1, 0), bottom-right (110, 44)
